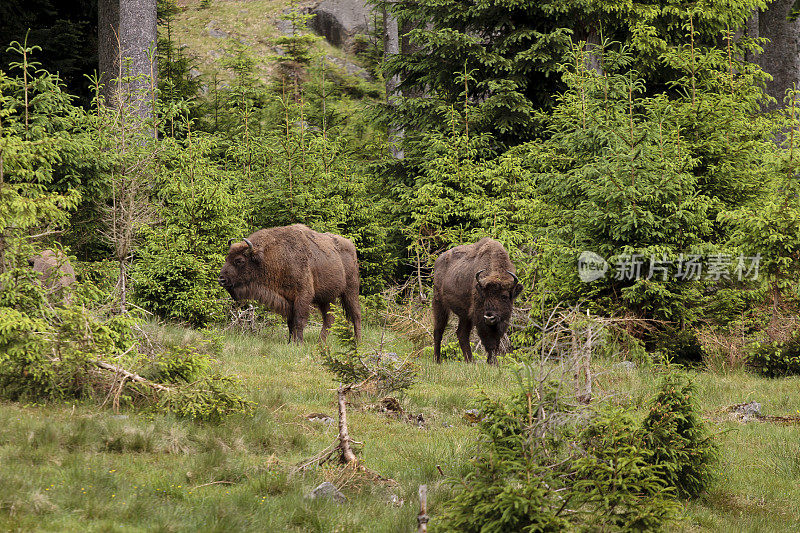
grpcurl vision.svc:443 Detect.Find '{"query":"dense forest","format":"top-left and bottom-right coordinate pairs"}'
top-left (1, 0), bottom-right (800, 531)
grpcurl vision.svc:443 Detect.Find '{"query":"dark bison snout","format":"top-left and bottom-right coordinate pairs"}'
top-left (483, 311), bottom-right (498, 326)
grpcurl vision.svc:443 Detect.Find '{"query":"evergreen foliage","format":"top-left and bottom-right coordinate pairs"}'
top-left (321, 306), bottom-right (418, 395)
top-left (747, 332), bottom-right (800, 377)
top-left (381, 0), bottom-right (766, 149)
top-left (641, 374), bottom-right (718, 498)
top-left (433, 390), bottom-right (682, 532)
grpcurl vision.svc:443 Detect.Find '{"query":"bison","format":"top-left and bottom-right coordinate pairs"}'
top-left (432, 238), bottom-right (522, 365)
top-left (219, 224), bottom-right (362, 343)
top-left (29, 249), bottom-right (77, 302)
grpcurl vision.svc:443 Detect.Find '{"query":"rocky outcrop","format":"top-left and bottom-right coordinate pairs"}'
top-left (308, 0), bottom-right (373, 50)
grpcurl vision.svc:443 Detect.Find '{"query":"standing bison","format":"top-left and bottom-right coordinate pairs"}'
top-left (219, 224), bottom-right (362, 343)
top-left (432, 238), bottom-right (522, 365)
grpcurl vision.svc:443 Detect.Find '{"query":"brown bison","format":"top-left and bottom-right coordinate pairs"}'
top-left (219, 224), bottom-right (362, 343)
top-left (29, 249), bottom-right (77, 302)
top-left (432, 238), bottom-right (521, 365)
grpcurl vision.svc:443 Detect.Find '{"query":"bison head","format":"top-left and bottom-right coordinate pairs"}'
top-left (219, 238), bottom-right (258, 300)
top-left (474, 269), bottom-right (522, 330)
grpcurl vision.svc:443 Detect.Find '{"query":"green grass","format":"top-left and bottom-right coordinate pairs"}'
top-left (3, 322), bottom-right (800, 531)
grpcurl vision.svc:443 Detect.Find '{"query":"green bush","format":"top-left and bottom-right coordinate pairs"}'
top-left (132, 244), bottom-right (227, 327)
top-left (434, 392), bottom-right (679, 532)
top-left (0, 297), bottom-right (136, 402)
top-left (747, 332), bottom-right (800, 377)
top-left (131, 135), bottom-right (247, 326)
top-left (641, 375), bottom-right (718, 499)
top-left (649, 327), bottom-right (707, 366)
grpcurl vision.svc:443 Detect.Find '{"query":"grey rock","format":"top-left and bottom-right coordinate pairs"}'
top-left (614, 361), bottom-right (636, 371)
top-left (306, 481), bottom-right (347, 502)
top-left (276, 18), bottom-right (295, 36)
top-left (306, 413), bottom-right (335, 425)
top-left (729, 401), bottom-right (762, 423)
top-left (308, 0), bottom-right (373, 50)
top-left (189, 68), bottom-right (202, 79)
top-left (207, 22), bottom-right (228, 39)
top-left (326, 55), bottom-right (371, 81)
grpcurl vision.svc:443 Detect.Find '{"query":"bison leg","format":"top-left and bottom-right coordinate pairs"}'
top-left (341, 291), bottom-right (362, 342)
top-left (287, 316), bottom-right (295, 340)
top-left (289, 295), bottom-right (312, 343)
top-left (318, 302), bottom-right (333, 342)
top-left (456, 317), bottom-right (474, 363)
top-left (432, 297), bottom-right (450, 364)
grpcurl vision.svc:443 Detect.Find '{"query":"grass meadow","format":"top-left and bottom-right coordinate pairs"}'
top-left (2, 321), bottom-right (800, 532)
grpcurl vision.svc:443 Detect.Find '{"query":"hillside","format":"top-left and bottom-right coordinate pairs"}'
top-left (168, 0), bottom-right (378, 91)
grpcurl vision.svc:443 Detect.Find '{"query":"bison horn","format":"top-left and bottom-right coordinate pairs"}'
top-left (507, 270), bottom-right (519, 287)
top-left (243, 238), bottom-right (253, 250)
top-left (475, 269), bottom-right (486, 285)
top-left (228, 238), bottom-right (236, 248)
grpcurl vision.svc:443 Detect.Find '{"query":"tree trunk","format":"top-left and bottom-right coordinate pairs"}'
top-left (383, 3), bottom-right (404, 159)
top-left (98, 0), bottom-right (157, 117)
top-left (757, 0), bottom-right (800, 110)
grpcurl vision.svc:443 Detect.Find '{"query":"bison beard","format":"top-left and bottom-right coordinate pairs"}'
top-left (432, 238), bottom-right (522, 365)
top-left (219, 224), bottom-right (362, 343)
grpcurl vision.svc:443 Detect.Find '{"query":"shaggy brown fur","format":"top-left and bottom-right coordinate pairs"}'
top-left (432, 238), bottom-right (521, 365)
top-left (29, 249), bottom-right (77, 303)
top-left (219, 224), bottom-right (362, 343)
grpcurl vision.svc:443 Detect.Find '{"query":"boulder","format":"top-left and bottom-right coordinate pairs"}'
top-left (29, 249), bottom-right (76, 303)
top-left (306, 481), bottom-right (347, 502)
top-left (308, 0), bottom-right (373, 50)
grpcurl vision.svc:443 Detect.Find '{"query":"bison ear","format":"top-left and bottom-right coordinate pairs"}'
top-left (512, 283), bottom-right (523, 299)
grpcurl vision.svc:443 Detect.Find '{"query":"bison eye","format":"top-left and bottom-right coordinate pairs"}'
top-left (235, 257), bottom-right (245, 267)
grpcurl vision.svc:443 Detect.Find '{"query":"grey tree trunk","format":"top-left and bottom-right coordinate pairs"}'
top-left (584, 29), bottom-right (603, 75)
top-left (756, 0), bottom-right (800, 109)
top-left (98, 0), bottom-right (158, 117)
top-left (383, 4), bottom-right (404, 159)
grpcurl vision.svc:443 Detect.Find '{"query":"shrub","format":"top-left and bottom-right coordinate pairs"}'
top-left (434, 392), bottom-right (679, 532)
top-left (649, 327), bottom-right (707, 366)
top-left (747, 332), bottom-right (800, 377)
top-left (640, 375), bottom-right (718, 499)
top-left (131, 135), bottom-right (247, 326)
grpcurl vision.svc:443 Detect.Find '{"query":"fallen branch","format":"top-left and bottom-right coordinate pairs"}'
top-left (92, 358), bottom-right (174, 392)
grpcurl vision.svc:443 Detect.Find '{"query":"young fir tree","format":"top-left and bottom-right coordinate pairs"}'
top-left (527, 30), bottom-right (773, 328)
top-left (379, 0), bottom-right (765, 152)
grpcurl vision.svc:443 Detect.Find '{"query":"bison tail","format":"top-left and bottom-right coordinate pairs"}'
top-left (340, 291), bottom-right (362, 341)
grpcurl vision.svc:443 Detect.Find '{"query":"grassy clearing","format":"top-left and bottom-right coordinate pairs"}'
top-left (2, 321), bottom-right (800, 531)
